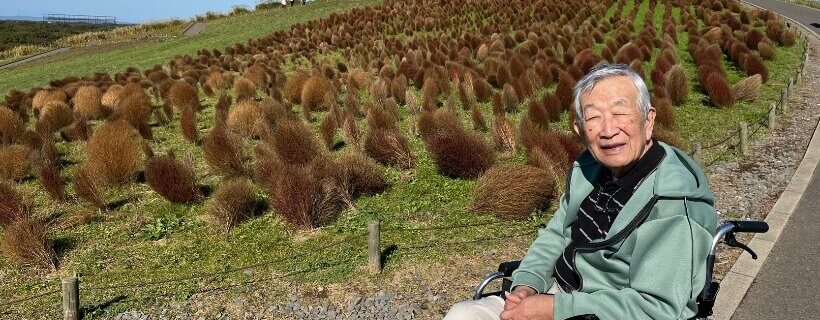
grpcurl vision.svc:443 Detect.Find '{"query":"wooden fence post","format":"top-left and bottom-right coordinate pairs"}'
top-left (768, 103), bottom-right (777, 129)
top-left (739, 122), bottom-right (749, 156)
top-left (788, 77), bottom-right (794, 96)
top-left (780, 90), bottom-right (788, 113)
top-left (62, 275), bottom-right (80, 320)
top-left (692, 143), bottom-right (702, 164)
top-left (368, 220), bottom-right (381, 273)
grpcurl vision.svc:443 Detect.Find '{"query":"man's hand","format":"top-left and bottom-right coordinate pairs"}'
top-left (504, 286), bottom-right (537, 311)
top-left (500, 294), bottom-right (554, 320)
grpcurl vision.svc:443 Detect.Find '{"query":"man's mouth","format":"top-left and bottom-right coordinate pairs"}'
top-left (600, 143), bottom-right (626, 154)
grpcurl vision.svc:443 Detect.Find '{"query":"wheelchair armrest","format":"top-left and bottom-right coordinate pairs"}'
top-left (498, 260), bottom-right (521, 277)
top-left (474, 261), bottom-right (522, 300)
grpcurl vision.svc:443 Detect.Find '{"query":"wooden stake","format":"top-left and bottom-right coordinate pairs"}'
top-left (368, 220), bottom-right (381, 273)
top-left (62, 276), bottom-right (80, 320)
top-left (768, 103), bottom-right (777, 129)
top-left (692, 143), bottom-right (702, 164)
top-left (739, 122), bottom-right (749, 156)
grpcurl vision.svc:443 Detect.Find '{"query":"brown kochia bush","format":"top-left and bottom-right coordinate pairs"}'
top-left (336, 152), bottom-right (389, 197)
top-left (468, 164), bottom-right (556, 219)
top-left (0, 181), bottom-right (26, 226)
top-left (733, 74), bottom-right (763, 102)
top-left (168, 81), bottom-right (200, 111)
top-left (283, 70), bottom-right (310, 104)
top-left (273, 116), bottom-right (323, 165)
top-left (101, 85), bottom-right (123, 109)
top-left (208, 179), bottom-right (257, 232)
top-left (0, 107), bottom-right (24, 144)
top-left (180, 105), bottom-right (198, 143)
top-left (757, 41), bottom-right (775, 60)
top-left (32, 89), bottom-right (67, 112)
top-left (37, 101), bottom-right (74, 134)
top-left (233, 77), bottom-right (257, 102)
top-left (72, 163), bottom-right (106, 209)
top-left (146, 152), bottom-right (203, 203)
top-left (666, 64), bottom-right (689, 106)
top-left (227, 99), bottom-right (266, 139)
top-left (364, 127), bottom-right (415, 169)
top-left (301, 74), bottom-right (333, 113)
top-left (202, 126), bottom-right (247, 176)
top-left (37, 160), bottom-right (64, 203)
top-left (72, 85), bottom-right (104, 119)
top-left (87, 120), bottom-right (143, 185)
top-left (0, 144), bottom-right (33, 181)
top-left (1, 217), bottom-right (57, 270)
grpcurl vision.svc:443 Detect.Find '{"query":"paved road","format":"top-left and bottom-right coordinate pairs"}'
top-left (0, 47), bottom-right (69, 70)
top-left (732, 165), bottom-right (820, 319)
top-left (182, 22), bottom-right (206, 36)
top-left (743, 0), bottom-right (820, 38)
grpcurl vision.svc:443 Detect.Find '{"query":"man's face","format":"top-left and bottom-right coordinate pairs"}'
top-left (572, 76), bottom-right (656, 177)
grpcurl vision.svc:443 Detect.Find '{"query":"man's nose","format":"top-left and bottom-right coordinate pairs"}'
top-left (598, 115), bottom-right (619, 139)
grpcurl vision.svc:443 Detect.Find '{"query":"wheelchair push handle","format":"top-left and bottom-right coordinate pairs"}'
top-left (728, 220), bottom-right (769, 234)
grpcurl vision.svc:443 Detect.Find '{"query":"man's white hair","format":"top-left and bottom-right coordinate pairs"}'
top-left (572, 63), bottom-right (651, 125)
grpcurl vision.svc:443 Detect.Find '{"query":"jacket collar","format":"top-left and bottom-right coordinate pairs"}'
top-left (564, 141), bottom-right (714, 242)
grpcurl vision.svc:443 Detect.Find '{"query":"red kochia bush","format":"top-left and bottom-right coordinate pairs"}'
top-left (555, 71), bottom-right (575, 107)
top-left (743, 54), bottom-right (769, 83)
top-left (704, 73), bottom-right (736, 108)
top-left (146, 152), bottom-right (203, 203)
top-left (272, 116), bottom-right (323, 165)
top-left (667, 64), bottom-right (689, 106)
top-left (269, 158), bottom-right (345, 229)
top-left (425, 116), bottom-right (496, 179)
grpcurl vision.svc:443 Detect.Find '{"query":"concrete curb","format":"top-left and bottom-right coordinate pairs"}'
top-left (710, 18), bottom-right (818, 319)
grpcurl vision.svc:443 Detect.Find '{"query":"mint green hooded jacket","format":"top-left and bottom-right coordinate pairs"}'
top-left (511, 142), bottom-right (718, 320)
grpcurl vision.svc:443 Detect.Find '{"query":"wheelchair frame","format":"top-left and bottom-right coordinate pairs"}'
top-left (473, 220), bottom-right (769, 320)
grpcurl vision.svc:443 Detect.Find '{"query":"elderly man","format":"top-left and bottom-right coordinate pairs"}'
top-left (445, 64), bottom-right (717, 320)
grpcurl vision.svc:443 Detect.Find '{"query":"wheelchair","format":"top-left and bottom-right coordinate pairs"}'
top-left (473, 220), bottom-right (769, 320)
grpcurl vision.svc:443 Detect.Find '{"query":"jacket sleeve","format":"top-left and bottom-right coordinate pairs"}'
top-left (552, 211), bottom-right (714, 320)
top-left (510, 193), bottom-right (572, 293)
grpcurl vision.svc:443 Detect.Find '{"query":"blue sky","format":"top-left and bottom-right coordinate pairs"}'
top-left (1, 0), bottom-right (263, 23)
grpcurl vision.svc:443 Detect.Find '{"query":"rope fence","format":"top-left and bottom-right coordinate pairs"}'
top-left (0, 218), bottom-right (538, 317)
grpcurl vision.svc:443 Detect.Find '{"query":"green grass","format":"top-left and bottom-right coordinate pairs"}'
top-left (0, 0), bottom-right (808, 318)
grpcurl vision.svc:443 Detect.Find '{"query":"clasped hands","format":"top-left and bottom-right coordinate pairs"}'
top-left (500, 286), bottom-right (555, 320)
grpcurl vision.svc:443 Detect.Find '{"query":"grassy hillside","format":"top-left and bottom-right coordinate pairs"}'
top-left (0, 0), bottom-right (382, 96)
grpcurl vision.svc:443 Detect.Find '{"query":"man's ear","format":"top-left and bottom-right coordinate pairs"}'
top-left (572, 120), bottom-right (582, 138)
top-left (644, 107), bottom-right (656, 142)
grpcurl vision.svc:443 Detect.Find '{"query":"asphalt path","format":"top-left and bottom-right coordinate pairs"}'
top-left (182, 22), bottom-right (206, 36)
top-left (0, 47), bottom-right (69, 70)
top-left (732, 2), bottom-right (820, 316)
top-left (743, 0), bottom-right (820, 38)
